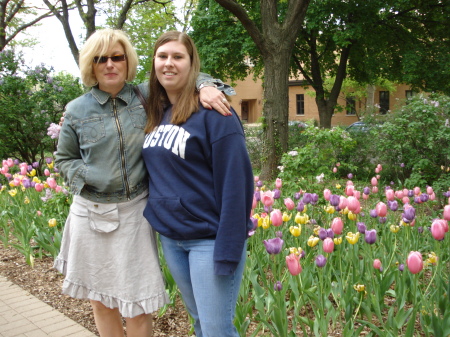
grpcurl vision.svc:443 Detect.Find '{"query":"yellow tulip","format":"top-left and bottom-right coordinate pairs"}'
top-left (342, 207), bottom-right (349, 215)
top-left (9, 181), bottom-right (15, 187)
top-left (347, 211), bottom-right (356, 220)
top-left (336, 184), bottom-right (341, 189)
top-left (307, 235), bottom-right (320, 247)
top-left (390, 225), bottom-right (400, 233)
top-left (27, 169), bottom-right (36, 177)
top-left (0, 186), bottom-right (5, 192)
top-left (261, 217), bottom-right (271, 229)
top-left (48, 218), bottom-right (57, 228)
top-left (289, 247), bottom-right (303, 256)
top-left (24, 196), bottom-right (30, 204)
top-left (313, 225), bottom-right (320, 235)
top-left (282, 212), bottom-right (292, 222)
top-left (324, 205), bottom-right (335, 214)
top-left (47, 162), bottom-right (54, 169)
top-left (8, 189), bottom-right (17, 197)
top-left (345, 232), bottom-right (360, 244)
top-left (295, 212), bottom-right (309, 225)
top-left (426, 252), bottom-right (438, 265)
top-left (301, 205), bottom-right (308, 213)
top-left (353, 284), bottom-right (366, 292)
top-left (333, 237), bottom-right (343, 245)
top-left (289, 225), bottom-right (302, 237)
top-left (32, 177), bottom-right (41, 183)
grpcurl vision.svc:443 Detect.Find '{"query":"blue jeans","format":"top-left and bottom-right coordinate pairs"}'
top-left (159, 235), bottom-right (247, 337)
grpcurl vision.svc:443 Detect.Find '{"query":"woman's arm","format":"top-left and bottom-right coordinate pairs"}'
top-left (197, 73), bottom-right (235, 116)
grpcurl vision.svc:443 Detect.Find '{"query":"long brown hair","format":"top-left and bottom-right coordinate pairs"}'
top-left (145, 31), bottom-right (200, 133)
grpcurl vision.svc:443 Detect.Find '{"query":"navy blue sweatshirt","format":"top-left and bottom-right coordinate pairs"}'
top-left (142, 105), bottom-right (254, 275)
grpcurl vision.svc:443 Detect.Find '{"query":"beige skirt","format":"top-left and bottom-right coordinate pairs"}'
top-left (53, 191), bottom-right (169, 318)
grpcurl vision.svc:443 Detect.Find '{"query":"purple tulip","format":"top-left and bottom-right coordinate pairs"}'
top-left (326, 228), bottom-right (335, 238)
top-left (369, 209), bottom-right (378, 218)
top-left (250, 217), bottom-right (258, 230)
top-left (22, 178), bottom-right (31, 189)
top-left (310, 219), bottom-right (317, 225)
top-left (316, 254), bottom-right (327, 268)
top-left (294, 192), bottom-right (301, 200)
top-left (347, 173), bottom-right (353, 179)
top-left (329, 194), bottom-right (340, 206)
top-left (443, 191), bottom-right (450, 198)
top-left (300, 250), bottom-right (306, 258)
top-left (318, 228), bottom-right (328, 240)
top-left (419, 193), bottom-right (429, 202)
top-left (254, 191), bottom-right (261, 202)
top-left (303, 193), bottom-right (312, 204)
top-left (45, 157), bottom-right (53, 164)
top-left (417, 227), bottom-right (423, 233)
top-left (310, 193), bottom-right (319, 205)
top-left (13, 159), bottom-right (20, 165)
top-left (400, 163), bottom-right (405, 168)
top-left (273, 189), bottom-right (281, 199)
top-left (407, 190), bottom-right (414, 197)
top-left (274, 281), bottom-right (283, 291)
top-left (387, 200), bottom-right (398, 211)
top-left (296, 201), bottom-right (305, 212)
top-left (256, 180), bottom-right (263, 188)
top-left (402, 207), bottom-right (416, 223)
top-left (378, 217), bottom-right (387, 224)
top-left (357, 222), bottom-right (367, 234)
top-left (414, 196), bottom-right (421, 204)
top-left (275, 231), bottom-right (283, 238)
top-left (264, 205), bottom-right (273, 213)
top-left (365, 229), bottom-right (377, 244)
top-left (398, 264), bottom-right (404, 272)
top-left (263, 237), bottom-right (284, 255)
top-left (363, 187), bottom-right (370, 195)
top-left (27, 165), bottom-right (33, 172)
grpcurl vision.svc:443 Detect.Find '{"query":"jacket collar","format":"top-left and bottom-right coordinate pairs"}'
top-left (91, 83), bottom-right (134, 105)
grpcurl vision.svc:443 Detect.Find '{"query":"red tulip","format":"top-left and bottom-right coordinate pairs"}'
top-left (407, 251), bottom-right (423, 274)
top-left (323, 238), bottom-right (334, 253)
top-left (331, 217), bottom-right (344, 235)
top-left (444, 205), bottom-right (450, 221)
top-left (286, 253), bottom-right (302, 276)
top-left (376, 202), bottom-right (387, 217)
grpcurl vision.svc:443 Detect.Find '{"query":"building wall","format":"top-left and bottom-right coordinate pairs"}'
top-left (226, 74), bottom-right (414, 127)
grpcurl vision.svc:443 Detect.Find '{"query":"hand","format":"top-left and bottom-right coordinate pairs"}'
top-left (59, 113), bottom-right (66, 126)
top-left (199, 86), bottom-right (232, 116)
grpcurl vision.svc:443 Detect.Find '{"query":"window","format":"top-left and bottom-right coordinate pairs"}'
top-left (296, 94), bottom-right (305, 116)
top-left (379, 91), bottom-right (389, 114)
top-left (346, 96), bottom-right (356, 115)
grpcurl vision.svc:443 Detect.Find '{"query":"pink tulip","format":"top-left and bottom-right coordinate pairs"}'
top-left (47, 177), bottom-right (57, 189)
top-left (371, 177), bottom-right (378, 186)
top-left (275, 178), bottom-right (282, 189)
top-left (338, 196), bottom-right (348, 210)
top-left (20, 164), bottom-right (27, 175)
top-left (402, 196), bottom-right (410, 204)
top-left (431, 219), bottom-right (446, 240)
top-left (331, 217), bottom-right (344, 235)
top-left (44, 169), bottom-right (50, 176)
top-left (284, 198), bottom-right (295, 210)
top-left (395, 190), bottom-right (404, 199)
top-left (375, 167), bottom-right (380, 174)
top-left (426, 186), bottom-right (433, 195)
top-left (363, 193), bottom-right (369, 200)
top-left (270, 209), bottom-right (283, 227)
top-left (5, 158), bottom-right (14, 167)
top-left (286, 253), bottom-right (302, 276)
top-left (385, 189), bottom-right (395, 201)
top-left (35, 183), bottom-right (44, 192)
top-left (407, 251), bottom-right (423, 274)
top-left (323, 189), bottom-right (331, 201)
top-left (13, 177), bottom-right (21, 186)
top-left (347, 196), bottom-right (361, 214)
top-left (376, 175), bottom-right (381, 180)
top-left (261, 191), bottom-right (275, 207)
top-left (36, 211), bottom-right (42, 216)
top-left (345, 185), bottom-right (354, 196)
top-left (373, 259), bottom-right (382, 270)
top-left (429, 192), bottom-right (436, 201)
top-left (254, 176), bottom-right (259, 182)
top-left (323, 238), bottom-right (334, 253)
top-left (377, 164), bottom-right (382, 171)
top-left (353, 190), bottom-right (361, 200)
top-left (376, 202), bottom-right (387, 217)
top-left (55, 185), bottom-right (62, 193)
top-left (372, 186), bottom-right (379, 193)
top-left (444, 205), bottom-right (450, 221)
top-left (333, 167), bottom-right (337, 173)
top-left (252, 195), bottom-right (257, 209)
top-left (414, 187), bottom-right (421, 196)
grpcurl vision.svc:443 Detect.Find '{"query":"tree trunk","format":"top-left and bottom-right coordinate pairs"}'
top-left (259, 52), bottom-right (291, 180)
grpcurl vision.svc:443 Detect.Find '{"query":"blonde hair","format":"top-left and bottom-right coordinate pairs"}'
top-left (79, 29), bottom-right (138, 87)
top-left (145, 31), bottom-right (200, 133)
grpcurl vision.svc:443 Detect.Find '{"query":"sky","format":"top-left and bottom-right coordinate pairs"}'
top-left (17, 15), bottom-right (84, 77)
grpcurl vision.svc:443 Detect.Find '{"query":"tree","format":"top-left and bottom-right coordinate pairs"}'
top-left (192, 0), bottom-right (310, 180)
top-left (0, 49), bottom-right (83, 165)
top-left (0, 0), bottom-right (53, 50)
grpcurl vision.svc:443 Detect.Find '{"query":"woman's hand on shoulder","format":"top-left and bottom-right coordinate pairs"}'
top-left (199, 86), bottom-right (232, 116)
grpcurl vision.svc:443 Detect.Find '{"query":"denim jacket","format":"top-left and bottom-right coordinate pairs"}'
top-left (56, 82), bottom-right (149, 203)
top-left (56, 75), bottom-right (234, 203)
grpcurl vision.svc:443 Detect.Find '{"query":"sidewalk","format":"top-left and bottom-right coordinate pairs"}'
top-left (0, 275), bottom-right (96, 337)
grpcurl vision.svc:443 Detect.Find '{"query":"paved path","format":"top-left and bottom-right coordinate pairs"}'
top-left (0, 275), bottom-right (96, 337)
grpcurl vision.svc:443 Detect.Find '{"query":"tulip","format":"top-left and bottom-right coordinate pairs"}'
top-left (323, 189), bottom-right (331, 201)
top-left (318, 227), bottom-right (327, 240)
top-left (48, 218), bottom-right (57, 228)
top-left (46, 177), bottom-right (57, 189)
top-left (373, 259), bottom-right (382, 270)
top-left (273, 281), bottom-right (283, 291)
top-left (345, 185), bottom-right (354, 196)
top-left (372, 186), bottom-right (378, 193)
top-left (289, 225), bottom-right (302, 237)
top-left (345, 232), bottom-right (360, 244)
top-left (307, 235), bottom-right (320, 247)
top-left (387, 200), bottom-right (398, 211)
top-left (294, 192), bottom-right (301, 200)
top-left (406, 251), bottom-right (423, 274)
top-left (8, 189), bottom-right (17, 197)
top-left (443, 205), bottom-right (450, 221)
top-left (275, 178), bottom-right (282, 189)
top-left (263, 237), bottom-right (284, 254)
top-left (378, 217), bottom-right (387, 224)
top-left (254, 176), bottom-right (259, 182)
top-left (326, 228), bottom-right (334, 238)
top-left (333, 167), bottom-right (337, 173)
top-left (354, 284), bottom-right (366, 293)
top-left (431, 219), bottom-right (446, 240)
top-left (311, 193), bottom-right (319, 205)
top-left (402, 206), bottom-right (416, 223)
top-left (282, 212), bottom-right (291, 222)
top-left (295, 213), bottom-right (309, 225)
top-left (398, 264), bottom-right (404, 271)
top-left (324, 205), bottom-right (335, 214)
top-left (385, 189), bottom-right (395, 201)
top-left (357, 222), bottom-right (366, 234)
top-left (347, 173), bottom-right (353, 179)
top-left (296, 201), bottom-right (305, 212)
top-left (286, 253), bottom-right (302, 275)
top-left (333, 237), bottom-right (342, 245)
top-left (35, 183), bottom-right (44, 192)
top-left (376, 202), bottom-right (387, 217)
top-left (284, 198), bottom-right (295, 210)
top-left (390, 225), bottom-right (400, 233)
top-left (339, 196), bottom-right (348, 210)
top-left (261, 190), bottom-right (274, 207)
top-left (303, 193), bottom-right (312, 204)
top-left (420, 193), bottom-right (429, 203)
top-left (371, 177), bottom-right (378, 186)
top-left (329, 194), bottom-right (340, 206)
top-left (270, 209), bottom-right (283, 227)
top-left (364, 229), bottom-right (377, 244)
top-left (353, 190), bottom-right (361, 200)
top-left (414, 187), bottom-right (421, 196)
top-left (331, 217), bottom-right (343, 235)
top-left (323, 238), bottom-right (334, 253)
top-left (316, 254), bottom-right (327, 268)
top-left (347, 196), bottom-right (360, 214)
top-left (347, 211), bottom-right (357, 220)
top-left (273, 189), bottom-right (281, 199)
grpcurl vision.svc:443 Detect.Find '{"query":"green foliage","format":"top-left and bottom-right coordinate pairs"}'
top-left (0, 50), bottom-right (83, 164)
top-left (278, 125), bottom-right (357, 185)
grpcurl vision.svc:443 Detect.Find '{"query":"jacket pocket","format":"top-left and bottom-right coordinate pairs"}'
top-left (81, 117), bottom-right (106, 143)
top-left (127, 105), bottom-right (147, 129)
top-left (87, 202), bottom-right (120, 233)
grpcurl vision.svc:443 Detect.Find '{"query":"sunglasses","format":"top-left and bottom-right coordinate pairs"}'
top-left (93, 54), bottom-right (126, 64)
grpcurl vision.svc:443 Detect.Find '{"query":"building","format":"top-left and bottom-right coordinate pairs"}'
top-left (226, 73), bottom-right (414, 126)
